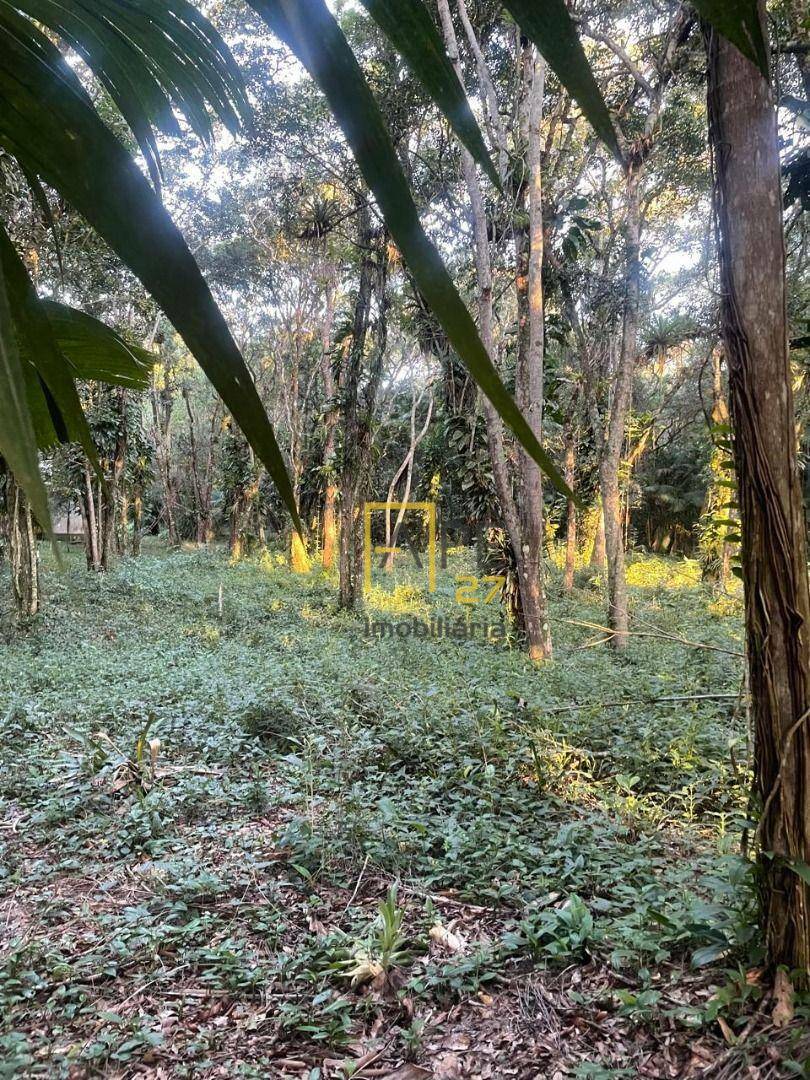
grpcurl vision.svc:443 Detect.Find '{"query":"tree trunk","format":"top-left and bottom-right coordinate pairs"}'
top-left (515, 45), bottom-right (552, 659)
top-left (132, 484), bottom-right (143, 557)
top-left (7, 472), bottom-right (39, 619)
top-left (112, 387), bottom-right (128, 557)
top-left (338, 204), bottom-right (375, 609)
top-left (600, 167), bottom-right (641, 649)
top-left (437, 0), bottom-right (545, 657)
top-left (707, 8), bottom-right (810, 978)
top-left (590, 502), bottom-right (607, 568)
top-left (151, 379), bottom-right (180, 548)
top-left (320, 267), bottom-right (338, 570)
top-left (564, 428), bottom-right (577, 592)
top-left (183, 386), bottom-right (208, 546)
top-left (82, 462), bottom-right (102, 572)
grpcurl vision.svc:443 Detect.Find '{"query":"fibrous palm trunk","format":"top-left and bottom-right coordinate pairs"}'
top-left (707, 7), bottom-right (810, 978)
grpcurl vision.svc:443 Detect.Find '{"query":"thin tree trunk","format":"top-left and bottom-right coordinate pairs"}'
top-left (112, 388), bottom-right (128, 557)
top-left (183, 387), bottom-right (208, 546)
top-left (151, 380), bottom-right (179, 548)
top-left (384, 382), bottom-right (433, 569)
top-left (82, 462), bottom-right (101, 572)
top-left (516, 44), bottom-right (552, 659)
top-left (590, 502), bottom-right (607, 568)
top-left (707, 8), bottom-right (810, 978)
top-left (320, 266), bottom-right (338, 570)
top-left (600, 167), bottom-right (641, 649)
top-left (339, 203), bottom-right (375, 609)
top-left (564, 428), bottom-right (577, 592)
top-left (7, 472), bottom-right (39, 619)
top-left (437, 0), bottom-right (540, 653)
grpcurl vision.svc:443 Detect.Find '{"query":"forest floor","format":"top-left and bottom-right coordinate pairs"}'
top-left (1, 543), bottom-right (808, 1078)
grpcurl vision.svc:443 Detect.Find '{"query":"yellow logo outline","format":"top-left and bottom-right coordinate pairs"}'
top-left (363, 501), bottom-right (437, 594)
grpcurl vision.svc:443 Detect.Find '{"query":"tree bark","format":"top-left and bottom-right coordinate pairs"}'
top-left (437, 0), bottom-right (549, 658)
top-left (516, 44), bottom-right (552, 659)
top-left (707, 8), bottom-right (810, 978)
top-left (564, 427), bottom-right (577, 592)
top-left (599, 167), bottom-right (641, 649)
top-left (339, 202), bottom-right (375, 609)
top-left (151, 378), bottom-right (180, 548)
top-left (7, 471), bottom-right (39, 619)
top-left (81, 462), bottom-right (102, 572)
top-left (320, 267), bottom-right (339, 570)
top-left (112, 388), bottom-right (128, 557)
top-left (590, 502), bottom-right (607, 569)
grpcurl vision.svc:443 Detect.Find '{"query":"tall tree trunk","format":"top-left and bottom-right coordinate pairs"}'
top-left (183, 387), bottom-right (207, 546)
top-left (320, 266), bottom-right (339, 570)
top-left (437, 0), bottom-right (544, 656)
top-left (515, 44), bottom-right (552, 659)
top-left (112, 388), bottom-right (128, 557)
top-left (151, 380), bottom-right (179, 548)
top-left (339, 203), bottom-right (375, 609)
top-left (564, 427), bottom-right (577, 592)
top-left (384, 383), bottom-right (433, 570)
top-left (600, 167), bottom-right (641, 649)
top-left (81, 462), bottom-right (102, 572)
top-left (7, 472), bottom-right (39, 619)
top-left (707, 8), bottom-right (810, 978)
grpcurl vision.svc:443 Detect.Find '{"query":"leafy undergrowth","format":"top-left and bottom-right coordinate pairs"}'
top-left (1, 545), bottom-right (807, 1078)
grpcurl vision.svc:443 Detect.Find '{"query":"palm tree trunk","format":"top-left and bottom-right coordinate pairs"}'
top-left (707, 7), bottom-right (810, 978)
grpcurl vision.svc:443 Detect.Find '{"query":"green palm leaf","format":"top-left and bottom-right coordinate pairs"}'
top-left (0, 256), bottom-right (51, 531)
top-left (689, 0), bottom-right (768, 75)
top-left (2, 0), bottom-right (249, 189)
top-left (41, 303), bottom-right (155, 391)
top-left (357, 0), bottom-right (500, 187)
top-left (501, 0), bottom-right (620, 160)
top-left (0, 226), bottom-right (101, 472)
top-left (0, 9), bottom-right (301, 533)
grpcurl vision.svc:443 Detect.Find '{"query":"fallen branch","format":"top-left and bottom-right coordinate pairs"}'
top-left (541, 692), bottom-right (741, 714)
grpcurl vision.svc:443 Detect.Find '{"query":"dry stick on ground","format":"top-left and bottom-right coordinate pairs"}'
top-left (559, 616), bottom-right (745, 658)
top-left (541, 692), bottom-right (741, 714)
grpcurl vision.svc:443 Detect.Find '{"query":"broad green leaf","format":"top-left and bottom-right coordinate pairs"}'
top-left (691, 942), bottom-right (730, 966)
top-left (250, 0), bottom-right (573, 500)
top-left (690, 0), bottom-right (768, 76)
top-left (0, 27), bottom-right (301, 533)
top-left (0, 226), bottom-right (102, 474)
top-left (41, 302), bottom-right (155, 390)
top-left (4, 0), bottom-right (250, 188)
top-left (501, 0), bottom-right (620, 160)
top-left (0, 255), bottom-right (51, 532)
top-left (357, 0), bottom-right (500, 187)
